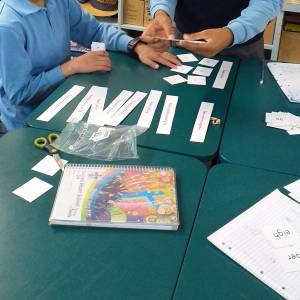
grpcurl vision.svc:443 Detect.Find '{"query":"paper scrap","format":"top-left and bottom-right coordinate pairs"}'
top-left (171, 65), bottom-right (194, 75)
top-left (190, 102), bottom-right (214, 143)
top-left (87, 86), bottom-right (108, 126)
top-left (37, 85), bottom-right (85, 122)
top-left (91, 42), bottom-right (106, 51)
top-left (32, 155), bottom-right (68, 176)
top-left (137, 90), bottom-right (162, 129)
top-left (163, 75), bottom-right (187, 85)
top-left (156, 95), bottom-right (178, 135)
top-left (12, 177), bottom-right (53, 203)
top-left (265, 112), bottom-right (300, 135)
top-left (199, 58), bottom-right (219, 67)
top-left (177, 53), bottom-right (198, 63)
top-left (108, 91), bottom-right (147, 126)
top-left (212, 61), bottom-right (233, 89)
top-left (193, 66), bottom-right (213, 77)
top-left (187, 75), bottom-right (206, 85)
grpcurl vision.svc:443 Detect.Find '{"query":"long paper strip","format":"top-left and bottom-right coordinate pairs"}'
top-left (212, 61), bottom-right (233, 89)
top-left (87, 86), bottom-right (108, 125)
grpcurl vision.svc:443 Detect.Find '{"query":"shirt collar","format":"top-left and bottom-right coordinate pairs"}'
top-left (3, 0), bottom-right (44, 16)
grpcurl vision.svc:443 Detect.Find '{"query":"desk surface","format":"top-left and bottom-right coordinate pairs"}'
top-left (0, 128), bottom-right (206, 300)
top-left (174, 163), bottom-right (297, 300)
top-left (220, 59), bottom-right (300, 176)
top-left (27, 49), bottom-right (239, 160)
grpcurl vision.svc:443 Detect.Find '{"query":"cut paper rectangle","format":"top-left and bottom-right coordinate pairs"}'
top-left (199, 58), bottom-right (219, 67)
top-left (37, 85), bottom-right (85, 122)
top-left (12, 177), bottom-right (53, 203)
top-left (32, 155), bottom-right (68, 176)
top-left (108, 91), bottom-right (147, 126)
top-left (171, 65), bottom-right (194, 75)
top-left (91, 42), bottom-right (106, 51)
top-left (212, 61), bottom-right (233, 89)
top-left (163, 75), bottom-right (187, 85)
top-left (177, 53), bottom-right (198, 63)
top-left (193, 66), bottom-right (213, 77)
top-left (187, 75), bottom-right (206, 86)
top-left (137, 90), bottom-right (162, 129)
top-left (190, 101), bottom-right (214, 143)
top-left (87, 86), bottom-right (108, 126)
top-left (156, 95), bottom-right (178, 135)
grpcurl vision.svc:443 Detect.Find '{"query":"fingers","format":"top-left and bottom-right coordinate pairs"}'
top-left (159, 52), bottom-right (181, 67)
top-left (141, 56), bottom-right (160, 70)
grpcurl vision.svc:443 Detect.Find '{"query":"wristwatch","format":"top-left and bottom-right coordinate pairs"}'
top-left (127, 37), bottom-right (145, 57)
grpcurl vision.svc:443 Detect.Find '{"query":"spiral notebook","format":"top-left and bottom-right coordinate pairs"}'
top-left (49, 164), bottom-right (179, 230)
top-left (208, 189), bottom-right (300, 299)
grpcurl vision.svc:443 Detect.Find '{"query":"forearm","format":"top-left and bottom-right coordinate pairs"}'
top-left (150, 0), bottom-right (177, 20)
top-left (227, 0), bottom-right (282, 45)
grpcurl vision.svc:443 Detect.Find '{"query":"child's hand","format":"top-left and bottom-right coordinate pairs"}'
top-left (134, 44), bottom-right (181, 69)
top-left (61, 51), bottom-right (111, 77)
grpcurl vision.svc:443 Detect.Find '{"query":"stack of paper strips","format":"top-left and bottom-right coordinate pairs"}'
top-left (49, 164), bottom-right (179, 230)
top-left (208, 189), bottom-right (300, 299)
top-left (265, 111), bottom-right (300, 135)
top-left (267, 62), bottom-right (300, 103)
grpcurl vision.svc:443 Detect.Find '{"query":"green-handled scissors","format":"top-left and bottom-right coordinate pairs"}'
top-left (33, 133), bottom-right (65, 171)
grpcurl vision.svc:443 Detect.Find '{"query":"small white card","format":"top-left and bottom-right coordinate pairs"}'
top-left (199, 58), bottom-right (219, 67)
top-left (87, 86), bottom-right (108, 126)
top-left (12, 177), bottom-right (53, 203)
top-left (177, 53), bottom-right (198, 63)
top-left (171, 65), bottom-right (194, 74)
top-left (91, 42), bottom-right (106, 51)
top-left (187, 75), bottom-right (206, 85)
top-left (193, 66), bottom-right (213, 77)
top-left (156, 95), bottom-right (178, 135)
top-left (163, 75), bottom-right (187, 85)
top-left (108, 91), bottom-right (147, 126)
top-left (37, 85), bottom-right (85, 122)
top-left (273, 246), bottom-right (300, 273)
top-left (32, 155), bottom-right (68, 176)
top-left (212, 61), bottom-right (233, 89)
top-left (190, 102), bottom-right (214, 143)
top-left (137, 90), bottom-right (162, 129)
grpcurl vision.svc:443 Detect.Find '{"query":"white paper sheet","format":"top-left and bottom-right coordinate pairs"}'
top-left (12, 177), bottom-right (53, 203)
top-left (32, 155), bottom-right (68, 176)
top-left (137, 90), bottom-right (162, 129)
top-left (91, 42), bottom-right (106, 51)
top-left (163, 75), bottom-right (187, 85)
top-left (193, 66), bottom-right (213, 77)
top-left (199, 58), bottom-right (219, 67)
top-left (187, 75), bottom-right (206, 85)
top-left (156, 95), bottom-right (178, 135)
top-left (87, 86), bottom-right (108, 125)
top-left (177, 53), bottom-right (198, 63)
top-left (108, 91), bottom-right (147, 126)
top-left (37, 85), bottom-right (85, 122)
top-left (212, 61), bottom-right (233, 89)
top-left (190, 102), bottom-right (214, 143)
top-left (66, 86), bottom-right (105, 123)
top-left (171, 65), bottom-right (194, 74)
top-left (285, 179), bottom-right (300, 194)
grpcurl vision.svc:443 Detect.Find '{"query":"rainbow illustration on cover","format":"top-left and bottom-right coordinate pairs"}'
top-left (80, 167), bottom-right (178, 226)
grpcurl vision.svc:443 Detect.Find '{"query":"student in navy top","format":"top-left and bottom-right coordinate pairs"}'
top-left (142, 0), bottom-right (282, 59)
top-left (0, 0), bottom-right (180, 130)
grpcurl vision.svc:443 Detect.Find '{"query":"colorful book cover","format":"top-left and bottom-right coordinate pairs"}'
top-left (50, 164), bottom-right (179, 230)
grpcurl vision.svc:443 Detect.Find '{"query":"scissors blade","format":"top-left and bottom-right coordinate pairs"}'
top-left (53, 154), bottom-right (65, 171)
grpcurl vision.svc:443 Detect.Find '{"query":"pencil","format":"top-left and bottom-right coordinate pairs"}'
top-left (260, 60), bottom-right (265, 85)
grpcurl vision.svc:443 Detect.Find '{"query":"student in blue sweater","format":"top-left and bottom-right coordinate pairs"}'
top-left (142, 0), bottom-right (282, 59)
top-left (0, 0), bottom-right (179, 130)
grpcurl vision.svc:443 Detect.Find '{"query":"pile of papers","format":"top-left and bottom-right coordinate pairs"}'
top-left (265, 111), bottom-right (300, 135)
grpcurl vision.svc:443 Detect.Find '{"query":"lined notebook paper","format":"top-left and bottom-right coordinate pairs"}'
top-left (208, 189), bottom-right (300, 300)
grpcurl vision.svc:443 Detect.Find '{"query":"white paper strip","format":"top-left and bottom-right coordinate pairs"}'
top-left (102, 90), bottom-right (134, 123)
top-left (187, 75), bottom-right (206, 85)
top-left (87, 86), bottom-right (108, 125)
top-left (66, 86), bottom-right (103, 123)
top-left (190, 101), bottom-right (214, 143)
top-left (37, 85), bottom-right (85, 122)
top-left (137, 90), bottom-right (162, 129)
top-left (156, 95), bottom-right (178, 135)
top-left (108, 91), bottom-right (147, 126)
top-left (12, 177), bottom-right (53, 203)
top-left (212, 61), bottom-right (233, 89)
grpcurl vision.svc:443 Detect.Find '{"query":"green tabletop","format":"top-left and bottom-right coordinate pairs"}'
top-left (220, 59), bottom-right (300, 176)
top-left (26, 49), bottom-right (239, 160)
top-left (0, 128), bottom-right (206, 300)
top-left (174, 163), bottom-right (297, 300)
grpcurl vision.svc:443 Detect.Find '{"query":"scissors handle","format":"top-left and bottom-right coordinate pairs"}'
top-left (33, 133), bottom-right (59, 154)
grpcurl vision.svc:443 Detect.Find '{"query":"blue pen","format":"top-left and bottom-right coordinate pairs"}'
top-left (260, 60), bottom-right (265, 85)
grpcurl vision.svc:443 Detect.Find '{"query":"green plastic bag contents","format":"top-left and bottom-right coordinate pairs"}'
top-left (52, 122), bottom-right (146, 161)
